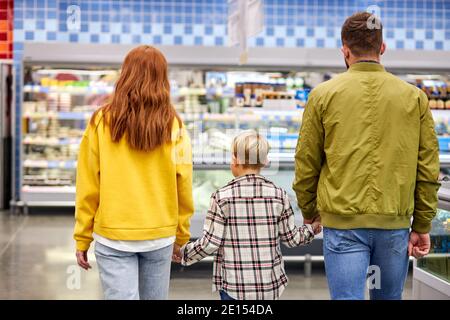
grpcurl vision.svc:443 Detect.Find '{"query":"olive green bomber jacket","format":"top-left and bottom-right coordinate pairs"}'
top-left (293, 62), bottom-right (440, 233)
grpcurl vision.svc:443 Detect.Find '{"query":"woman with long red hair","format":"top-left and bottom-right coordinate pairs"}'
top-left (74, 45), bottom-right (194, 300)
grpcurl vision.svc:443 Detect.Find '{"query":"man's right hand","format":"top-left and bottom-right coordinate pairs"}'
top-left (408, 231), bottom-right (431, 258)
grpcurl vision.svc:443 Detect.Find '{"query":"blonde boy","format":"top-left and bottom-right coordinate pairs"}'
top-left (179, 130), bottom-right (320, 300)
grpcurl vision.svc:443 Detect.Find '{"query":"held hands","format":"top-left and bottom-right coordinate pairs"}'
top-left (311, 221), bottom-right (323, 235)
top-left (305, 215), bottom-right (322, 235)
top-left (172, 243), bottom-right (183, 263)
top-left (408, 231), bottom-right (431, 259)
top-left (76, 250), bottom-right (92, 270)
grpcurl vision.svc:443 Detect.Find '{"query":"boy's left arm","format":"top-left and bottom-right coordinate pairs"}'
top-left (279, 191), bottom-right (314, 248)
top-left (181, 194), bottom-right (226, 266)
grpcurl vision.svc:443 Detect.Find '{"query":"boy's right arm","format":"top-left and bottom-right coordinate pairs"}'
top-left (279, 191), bottom-right (314, 248)
top-left (181, 194), bottom-right (226, 266)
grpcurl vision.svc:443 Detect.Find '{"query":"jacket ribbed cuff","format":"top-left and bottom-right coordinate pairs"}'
top-left (301, 209), bottom-right (319, 220)
top-left (76, 240), bottom-right (91, 252)
top-left (175, 237), bottom-right (190, 246)
top-left (411, 218), bottom-right (432, 234)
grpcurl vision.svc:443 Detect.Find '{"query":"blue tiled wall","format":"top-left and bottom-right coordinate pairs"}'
top-left (13, 0), bottom-right (450, 51)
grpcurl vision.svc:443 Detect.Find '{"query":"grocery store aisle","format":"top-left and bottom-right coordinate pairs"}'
top-left (0, 211), bottom-right (412, 300)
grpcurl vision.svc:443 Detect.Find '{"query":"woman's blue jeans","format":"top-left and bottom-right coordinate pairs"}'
top-left (94, 242), bottom-right (173, 300)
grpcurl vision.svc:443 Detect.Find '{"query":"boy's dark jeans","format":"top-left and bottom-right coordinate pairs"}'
top-left (220, 290), bottom-right (235, 300)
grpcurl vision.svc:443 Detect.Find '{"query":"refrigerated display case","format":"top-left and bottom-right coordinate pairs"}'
top-left (412, 189), bottom-right (450, 299)
top-left (191, 164), bottom-right (324, 257)
top-left (17, 65), bottom-right (450, 200)
top-left (18, 64), bottom-right (307, 206)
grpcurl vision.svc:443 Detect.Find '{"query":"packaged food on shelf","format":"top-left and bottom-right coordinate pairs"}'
top-left (46, 93), bottom-right (58, 112)
top-left (59, 93), bottom-right (72, 112)
top-left (295, 89), bottom-right (311, 108)
top-left (415, 78), bottom-right (450, 110)
top-left (262, 92), bottom-right (297, 110)
top-left (243, 83), bottom-right (252, 107)
top-left (233, 81), bottom-right (298, 109)
top-left (36, 101), bottom-right (47, 113)
top-left (23, 101), bottom-right (36, 113)
top-left (235, 94), bottom-right (245, 107)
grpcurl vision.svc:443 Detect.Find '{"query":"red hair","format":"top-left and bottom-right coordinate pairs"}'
top-left (92, 45), bottom-right (180, 151)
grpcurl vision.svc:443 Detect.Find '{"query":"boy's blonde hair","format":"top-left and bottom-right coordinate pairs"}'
top-left (232, 130), bottom-right (270, 169)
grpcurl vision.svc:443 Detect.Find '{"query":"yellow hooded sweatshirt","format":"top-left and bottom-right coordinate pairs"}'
top-left (74, 112), bottom-right (194, 251)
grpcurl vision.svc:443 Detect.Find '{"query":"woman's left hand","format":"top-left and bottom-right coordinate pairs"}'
top-left (172, 244), bottom-right (182, 263)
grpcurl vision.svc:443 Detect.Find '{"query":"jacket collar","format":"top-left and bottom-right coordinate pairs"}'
top-left (229, 174), bottom-right (267, 185)
top-left (348, 61), bottom-right (386, 73)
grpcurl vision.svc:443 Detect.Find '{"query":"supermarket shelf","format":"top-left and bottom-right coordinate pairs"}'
top-left (23, 153), bottom-right (295, 169)
top-left (438, 187), bottom-right (450, 203)
top-left (182, 111), bottom-right (302, 122)
top-left (21, 201), bottom-right (76, 207)
top-left (23, 84), bottom-right (113, 94)
top-left (23, 137), bottom-right (82, 146)
top-left (22, 110), bottom-right (301, 123)
top-left (21, 186), bottom-right (76, 203)
top-left (439, 153), bottom-right (450, 167)
top-left (23, 108), bottom-right (443, 123)
top-left (23, 159), bottom-right (77, 169)
top-left (20, 153), bottom-right (450, 169)
top-left (192, 151), bottom-right (296, 167)
top-left (172, 87), bottom-right (207, 96)
top-left (22, 186), bottom-right (76, 192)
top-left (24, 111), bottom-right (93, 120)
top-left (24, 84), bottom-right (211, 97)
top-left (431, 110), bottom-right (450, 118)
top-left (229, 108), bottom-right (302, 115)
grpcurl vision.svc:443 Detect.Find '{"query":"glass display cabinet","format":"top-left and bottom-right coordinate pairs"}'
top-left (191, 164), bottom-right (324, 258)
top-left (19, 65), bottom-right (320, 258)
top-left (18, 66), bottom-right (304, 207)
top-left (412, 188), bottom-right (450, 299)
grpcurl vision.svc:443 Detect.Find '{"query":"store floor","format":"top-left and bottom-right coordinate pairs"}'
top-left (0, 211), bottom-right (413, 300)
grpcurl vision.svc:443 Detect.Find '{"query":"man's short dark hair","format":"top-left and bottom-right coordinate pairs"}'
top-left (341, 12), bottom-right (383, 57)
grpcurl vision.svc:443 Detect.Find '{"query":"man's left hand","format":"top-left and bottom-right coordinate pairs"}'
top-left (408, 231), bottom-right (431, 259)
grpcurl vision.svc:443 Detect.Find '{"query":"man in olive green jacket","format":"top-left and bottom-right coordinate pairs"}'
top-left (293, 12), bottom-right (440, 300)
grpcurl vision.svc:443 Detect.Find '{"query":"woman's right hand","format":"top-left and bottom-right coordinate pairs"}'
top-left (76, 250), bottom-right (92, 270)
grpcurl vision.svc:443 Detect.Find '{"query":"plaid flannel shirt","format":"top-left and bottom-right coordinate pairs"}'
top-left (181, 174), bottom-right (314, 300)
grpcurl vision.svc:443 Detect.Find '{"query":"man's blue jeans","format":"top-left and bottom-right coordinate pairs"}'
top-left (323, 227), bottom-right (410, 300)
